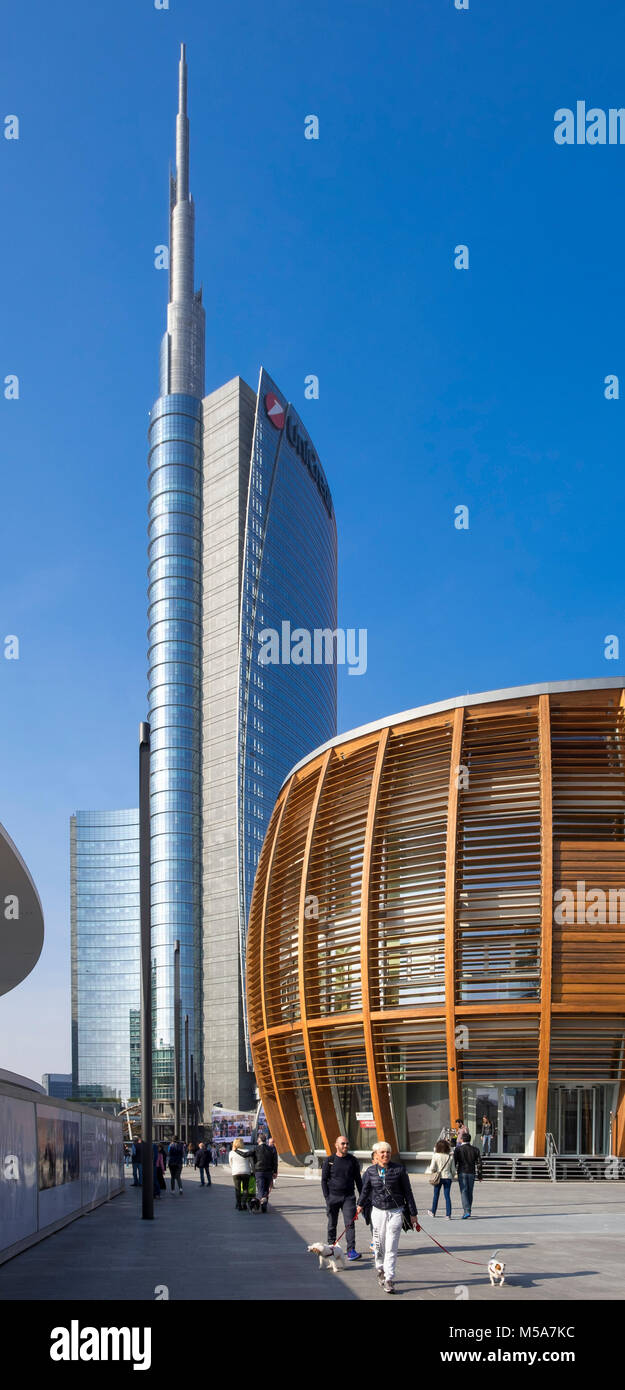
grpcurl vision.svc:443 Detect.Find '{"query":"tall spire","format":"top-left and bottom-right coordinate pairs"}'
top-left (159, 43), bottom-right (205, 399)
top-left (176, 43), bottom-right (189, 202)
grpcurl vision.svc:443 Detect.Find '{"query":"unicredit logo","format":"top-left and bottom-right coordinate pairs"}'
top-left (264, 393), bottom-right (285, 429)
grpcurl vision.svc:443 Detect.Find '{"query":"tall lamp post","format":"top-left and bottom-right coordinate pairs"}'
top-left (174, 940), bottom-right (181, 1135)
top-left (139, 721), bottom-right (154, 1220)
top-left (185, 1014), bottom-right (190, 1143)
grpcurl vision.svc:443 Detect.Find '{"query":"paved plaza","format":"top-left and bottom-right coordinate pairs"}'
top-left (0, 1164), bottom-right (623, 1301)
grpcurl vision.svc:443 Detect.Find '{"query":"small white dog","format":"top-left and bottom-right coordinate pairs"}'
top-left (488, 1258), bottom-right (506, 1287)
top-left (308, 1241), bottom-right (345, 1273)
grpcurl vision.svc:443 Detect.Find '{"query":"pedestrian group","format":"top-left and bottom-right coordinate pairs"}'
top-left (129, 1114), bottom-right (487, 1293)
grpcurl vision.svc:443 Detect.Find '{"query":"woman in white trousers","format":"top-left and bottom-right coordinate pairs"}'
top-left (356, 1142), bottom-right (419, 1293)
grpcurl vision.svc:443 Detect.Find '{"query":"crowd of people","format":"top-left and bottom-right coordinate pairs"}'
top-left (128, 1132), bottom-right (280, 1209)
top-left (129, 1136), bottom-right (217, 1196)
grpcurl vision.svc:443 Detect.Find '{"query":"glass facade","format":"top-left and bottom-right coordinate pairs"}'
top-left (238, 370), bottom-right (338, 1055)
top-left (148, 393), bottom-right (203, 1106)
top-left (71, 809), bottom-right (140, 1102)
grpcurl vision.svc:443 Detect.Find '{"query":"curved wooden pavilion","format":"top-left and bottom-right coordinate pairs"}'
top-left (246, 681), bottom-right (625, 1158)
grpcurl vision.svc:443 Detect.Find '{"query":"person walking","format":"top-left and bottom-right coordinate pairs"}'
top-left (167, 1134), bottom-right (185, 1195)
top-left (152, 1141), bottom-right (162, 1200)
top-left (253, 1134), bottom-right (278, 1212)
top-left (321, 1136), bottom-right (363, 1261)
top-left (480, 1115), bottom-right (494, 1157)
top-left (131, 1136), bottom-right (142, 1187)
top-left (195, 1142), bottom-right (212, 1186)
top-left (455, 1118), bottom-right (469, 1144)
top-left (425, 1139), bottom-right (456, 1220)
top-left (229, 1136), bottom-right (254, 1209)
top-left (357, 1141), bottom-right (419, 1294)
top-left (156, 1144), bottom-right (167, 1191)
top-left (454, 1131), bottom-right (483, 1218)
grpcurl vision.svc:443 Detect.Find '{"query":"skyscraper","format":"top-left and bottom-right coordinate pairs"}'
top-left (73, 45), bottom-right (337, 1124)
top-left (202, 366), bottom-right (337, 1111)
top-left (147, 43), bottom-right (204, 1120)
top-left (71, 809), bottom-right (140, 1103)
top-left (156, 44), bottom-right (337, 1115)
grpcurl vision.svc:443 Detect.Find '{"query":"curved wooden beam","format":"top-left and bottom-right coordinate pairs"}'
top-left (535, 693), bottom-right (553, 1157)
top-left (360, 727), bottom-right (398, 1151)
top-left (257, 780), bottom-right (302, 1154)
top-left (444, 707), bottom-right (464, 1129)
top-left (297, 749), bottom-right (341, 1153)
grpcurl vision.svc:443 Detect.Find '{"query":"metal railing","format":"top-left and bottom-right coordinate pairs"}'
top-left (546, 1131), bottom-right (559, 1181)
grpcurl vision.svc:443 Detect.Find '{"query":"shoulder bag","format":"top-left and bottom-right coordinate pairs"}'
top-left (428, 1154), bottom-right (451, 1186)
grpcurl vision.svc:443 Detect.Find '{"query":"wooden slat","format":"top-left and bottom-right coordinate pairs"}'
top-left (360, 727), bottom-right (397, 1149)
top-left (444, 707), bottom-right (464, 1127)
top-left (535, 694), bottom-right (553, 1157)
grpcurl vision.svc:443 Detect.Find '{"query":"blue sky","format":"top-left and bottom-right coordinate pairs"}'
top-left (2, 0), bottom-right (625, 1078)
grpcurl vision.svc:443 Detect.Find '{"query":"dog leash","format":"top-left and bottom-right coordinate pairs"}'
top-left (335, 1210), bottom-right (485, 1270)
top-left (333, 1212), bottom-right (358, 1246)
top-left (416, 1223), bottom-right (485, 1267)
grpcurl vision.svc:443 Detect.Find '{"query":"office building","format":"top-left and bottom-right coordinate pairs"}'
top-left (71, 810), bottom-right (140, 1103)
top-left (41, 1074), bottom-right (73, 1100)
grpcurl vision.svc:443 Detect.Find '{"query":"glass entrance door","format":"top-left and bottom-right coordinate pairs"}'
top-left (502, 1087), bottom-right (526, 1153)
top-left (475, 1088), bottom-right (498, 1152)
top-left (467, 1085), bottom-right (528, 1153)
top-left (549, 1086), bottom-right (612, 1153)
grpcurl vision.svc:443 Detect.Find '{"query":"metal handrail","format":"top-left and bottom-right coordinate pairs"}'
top-left (545, 1131), bottom-right (558, 1181)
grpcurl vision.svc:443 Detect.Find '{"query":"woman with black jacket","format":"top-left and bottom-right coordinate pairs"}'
top-left (356, 1141), bottom-right (419, 1294)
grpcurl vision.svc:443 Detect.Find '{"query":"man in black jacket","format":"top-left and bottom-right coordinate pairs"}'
top-left (321, 1136), bottom-right (363, 1261)
top-left (167, 1135), bottom-right (185, 1194)
top-left (194, 1142), bottom-right (212, 1187)
top-left (253, 1135), bottom-right (278, 1212)
top-left (454, 1131), bottom-right (483, 1218)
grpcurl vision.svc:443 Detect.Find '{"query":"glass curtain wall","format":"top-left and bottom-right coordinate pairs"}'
top-left (71, 809), bottom-right (140, 1101)
top-left (148, 392), bottom-right (203, 1110)
top-left (238, 370), bottom-right (337, 1055)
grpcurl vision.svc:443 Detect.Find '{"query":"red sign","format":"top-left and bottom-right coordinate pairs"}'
top-left (264, 392), bottom-right (285, 429)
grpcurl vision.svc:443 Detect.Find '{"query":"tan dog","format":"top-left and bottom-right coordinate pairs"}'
top-left (308, 1241), bottom-right (345, 1273)
top-left (488, 1258), bottom-right (505, 1286)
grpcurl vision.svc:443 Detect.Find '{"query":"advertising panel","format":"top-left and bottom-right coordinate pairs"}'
top-left (81, 1113), bottom-right (108, 1205)
top-left (106, 1119), bottom-right (124, 1194)
top-left (211, 1107), bottom-right (255, 1142)
top-left (36, 1105), bottom-right (82, 1227)
top-left (0, 1094), bottom-right (37, 1253)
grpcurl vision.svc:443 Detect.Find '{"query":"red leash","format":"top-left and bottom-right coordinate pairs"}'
top-left (343, 1210), bottom-right (484, 1269)
top-left (335, 1212), bottom-right (485, 1271)
top-left (333, 1212), bottom-right (359, 1246)
top-left (416, 1223), bottom-right (486, 1267)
